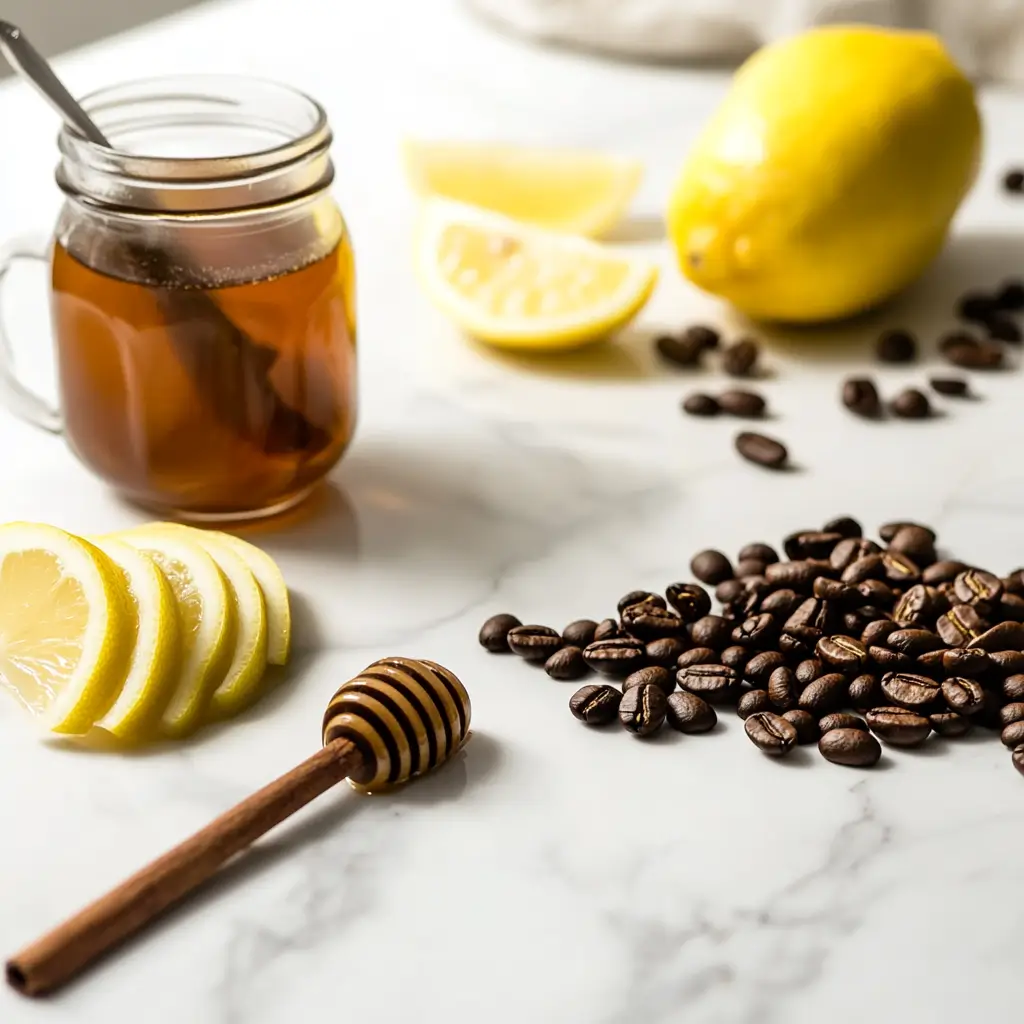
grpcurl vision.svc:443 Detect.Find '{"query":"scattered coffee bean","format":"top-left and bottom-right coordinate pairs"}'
top-left (989, 652), bottom-right (1024, 677)
top-left (881, 671), bottom-right (940, 709)
top-left (999, 702), bottom-right (1024, 727)
top-left (732, 613), bottom-right (776, 647)
top-left (929, 712), bottom-right (973, 738)
top-left (999, 593), bottom-right (1024, 621)
top-left (736, 558), bottom-right (768, 578)
top-left (744, 711), bottom-right (798, 756)
top-left (781, 709), bottom-right (819, 744)
top-left (545, 646), bottom-right (587, 680)
top-left (954, 569), bottom-right (1003, 608)
top-left (760, 589), bottom-right (802, 618)
top-left (745, 650), bottom-right (787, 684)
top-left (766, 560), bottom-right (817, 591)
top-left (940, 648), bottom-right (989, 678)
top-left (819, 712), bottom-right (867, 734)
top-left (479, 613), bottom-right (523, 652)
top-left (677, 663), bottom-right (739, 703)
top-left (941, 333), bottom-right (1005, 370)
top-left (985, 317), bottom-right (1022, 343)
top-left (621, 602), bottom-right (684, 641)
top-left (1013, 745), bottom-right (1024, 777)
top-left (876, 329), bottom-right (916, 363)
top-left (967, 621), bottom-right (1024, 652)
top-left (848, 673), bottom-right (881, 709)
top-left (691, 549), bottom-right (734, 586)
top-left (623, 666), bottom-right (675, 697)
top-left (689, 615), bottom-right (733, 650)
top-left (718, 389), bottom-right (766, 417)
top-left (1001, 721), bottom-right (1024, 748)
top-left (735, 431), bottom-right (788, 469)
top-left (887, 628), bottom-right (944, 656)
top-left (738, 689), bottom-right (772, 719)
top-left (562, 618), bottom-right (599, 648)
top-left (720, 646), bottom-right (749, 670)
top-left (683, 392), bottom-right (721, 417)
top-left (507, 624), bottom-right (562, 662)
top-left (594, 618), bottom-right (621, 642)
top-left (768, 665), bottom-right (797, 710)
top-left (677, 647), bottom-right (719, 670)
top-left (842, 377), bottom-right (882, 418)
top-left (888, 525), bottom-right (937, 564)
top-left (569, 684), bottom-right (622, 725)
top-left (665, 582), bottom-right (712, 621)
top-left (646, 637), bottom-right (688, 668)
top-left (715, 578), bottom-right (747, 606)
top-left (958, 292), bottom-right (995, 321)
top-left (786, 530), bottom-right (845, 560)
top-left (1003, 675), bottom-right (1024, 702)
top-left (996, 280), bottom-right (1024, 311)
top-left (723, 338), bottom-right (759, 377)
top-left (880, 521), bottom-right (935, 543)
top-left (842, 554), bottom-right (885, 584)
top-left (819, 728), bottom-right (882, 767)
top-left (619, 683), bottom-right (667, 736)
top-left (617, 591), bottom-right (665, 615)
top-left (794, 658), bottom-right (824, 685)
top-left (889, 387), bottom-right (932, 419)
top-left (1004, 168), bottom-right (1024, 193)
top-left (866, 706), bottom-right (931, 747)
top-left (583, 638), bottom-right (646, 677)
top-left (923, 560), bottom-right (969, 586)
top-left (816, 635), bottom-right (868, 673)
top-left (797, 673), bottom-right (848, 714)
top-left (929, 376), bottom-right (970, 397)
top-left (685, 324), bottom-right (721, 350)
top-left (937, 604), bottom-right (987, 646)
top-left (940, 677), bottom-right (986, 715)
top-left (740, 542), bottom-right (780, 564)
top-left (861, 619), bottom-right (899, 647)
top-left (665, 690), bottom-right (717, 733)
top-left (916, 649), bottom-right (945, 675)
top-left (656, 333), bottom-right (704, 367)
top-left (822, 515), bottom-right (863, 538)
top-left (869, 646), bottom-right (913, 672)
top-left (812, 577), bottom-right (849, 602)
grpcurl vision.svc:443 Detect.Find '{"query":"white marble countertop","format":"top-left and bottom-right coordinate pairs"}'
top-left (2, 1), bottom-right (1024, 1020)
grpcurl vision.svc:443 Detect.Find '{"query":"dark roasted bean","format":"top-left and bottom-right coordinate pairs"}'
top-left (545, 646), bottom-right (588, 680)
top-left (916, 649), bottom-right (946, 676)
top-left (888, 526), bottom-right (937, 565)
top-left (479, 613), bottom-right (523, 652)
top-left (887, 628), bottom-right (945, 656)
top-left (646, 637), bottom-right (689, 668)
top-left (881, 672), bottom-right (941, 709)
top-left (619, 683), bottom-right (667, 736)
top-left (999, 593), bottom-right (1024, 622)
top-left (739, 542), bottom-right (779, 564)
top-left (942, 648), bottom-right (990, 678)
top-left (880, 521), bottom-right (935, 544)
top-left (831, 537), bottom-right (881, 570)
top-left (996, 280), bottom-right (1024, 311)
top-left (621, 602), bottom-right (684, 641)
top-left (816, 635), bottom-right (868, 673)
top-left (876, 329), bottom-right (916, 363)
top-left (617, 590), bottom-right (665, 615)
top-left (842, 377), bottom-right (882, 418)
top-left (958, 291), bottom-right (996, 320)
top-left (562, 618), bottom-right (599, 648)
top-left (507, 624), bottom-right (562, 662)
top-left (732, 613), bottom-right (776, 647)
top-left (783, 709), bottom-right (819, 744)
top-left (976, 691), bottom-right (1006, 731)
top-left (737, 689), bottom-right (772, 719)
top-left (736, 558), bottom-right (768, 579)
top-left (881, 552), bottom-right (921, 585)
top-left (967, 621), bottom-right (1024, 652)
top-left (795, 658), bottom-right (824, 685)
top-left (869, 646), bottom-right (913, 672)
top-left (990, 652), bottom-right (1024, 677)
top-left (768, 665), bottom-right (797, 710)
top-left (665, 690), bottom-right (717, 733)
top-left (892, 584), bottom-right (937, 627)
top-left (623, 666), bottom-right (676, 696)
top-left (861, 619), bottom-right (899, 647)
top-left (929, 377), bottom-right (969, 397)
top-left (594, 618), bottom-right (621, 642)
top-left (813, 577), bottom-right (850, 602)
top-left (715, 579), bottom-right (747, 606)
top-left (689, 615), bottom-right (733, 650)
top-left (797, 673), bottom-right (848, 714)
top-left (682, 392), bottom-right (721, 416)
top-left (890, 387), bottom-right (931, 419)
top-left (665, 582), bottom-right (712, 622)
top-left (842, 555), bottom-right (885, 584)
top-left (744, 712), bottom-right (798, 756)
top-left (745, 650), bottom-right (787, 684)
top-left (940, 677), bottom-right (986, 715)
top-left (1004, 570), bottom-right (1024, 595)
top-left (923, 559), bottom-right (970, 585)
top-left (866, 706), bottom-right (932, 747)
top-left (1004, 675), bottom-right (1024, 702)
top-left (819, 712), bottom-right (868, 734)
top-left (582, 638), bottom-right (647, 677)
top-left (985, 316), bottom-right (1022, 343)
top-left (941, 334), bottom-right (1005, 369)
top-left (676, 647), bottom-right (719, 670)
top-left (953, 569), bottom-right (1003, 608)
top-left (735, 431), bottom-right (788, 469)
top-left (785, 531), bottom-right (844, 560)
top-left (677, 663), bottom-right (740, 703)
top-left (766, 560), bottom-right (817, 591)
top-left (848, 673), bottom-right (881, 710)
top-left (723, 338), bottom-right (759, 376)
top-left (1000, 702), bottom-right (1024, 727)
top-left (1001, 721), bottom-right (1024, 748)
top-left (929, 712), bottom-right (973, 738)
top-left (819, 728), bottom-right (882, 767)
top-left (720, 645), bottom-right (749, 670)
top-left (719, 389), bottom-right (767, 417)
top-left (785, 598), bottom-right (833, 633)
top-left (656, 333), bottom-right (704, 367)
top-left (760, 589), bottom-right (802, 618)
top-left (569, 684), bottom-right (622, 725)
top-left (822, 515), bottom-right (862, 539)
top-left (936, 604), bottom-right (987, 647)
top-left (690, 549), bottom-right (734, 586)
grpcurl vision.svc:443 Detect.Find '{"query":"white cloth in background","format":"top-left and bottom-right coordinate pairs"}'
top-left (467, 0), bottom-right (1024, 82)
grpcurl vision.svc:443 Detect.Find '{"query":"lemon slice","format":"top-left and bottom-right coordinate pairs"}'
top-left (117, 528), bottom-right (234, 738)
top-left (0, 522), bottom-right (133, 735)
top-left (91, 538), bottom-right (181, 743)
top-left (404, 141), bottom-right (643, 237)
top-left (416, 199), bottom-right (658, 350)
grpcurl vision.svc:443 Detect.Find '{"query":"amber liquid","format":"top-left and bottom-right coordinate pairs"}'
top-left (51, 238), bottom-right (356, 518)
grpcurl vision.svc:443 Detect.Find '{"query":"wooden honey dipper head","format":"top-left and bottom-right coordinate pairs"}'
top-left (323, 657), bottom-right (471, 791)
top-left (7, 659), bottom-right (470, 997)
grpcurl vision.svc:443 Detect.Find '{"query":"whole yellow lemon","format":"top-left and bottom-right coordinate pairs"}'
top-left (667, 26), bottom-right (981, 322)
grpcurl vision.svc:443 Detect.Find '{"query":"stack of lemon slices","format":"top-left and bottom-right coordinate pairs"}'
top-left (405, 141), bottom-right (658, 351)
top-left (0, 521), bottom-right (290, 744)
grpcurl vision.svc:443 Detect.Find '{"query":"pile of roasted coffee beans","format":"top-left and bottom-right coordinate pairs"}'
top-left (479, 515), bottom-right (1024, 777)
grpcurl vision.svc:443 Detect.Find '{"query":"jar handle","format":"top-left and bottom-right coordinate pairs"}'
top-left (0, 233), bottom-right (61, 433)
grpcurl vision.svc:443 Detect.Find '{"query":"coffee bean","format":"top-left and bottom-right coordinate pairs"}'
top-left (848, 673), bottom-right (881, 709)
top-left (665, 690), bottom-right (717, 733)
top-left (842, 377), bottom-right (882, 418)
top-left (989, 652), bottom-right (1024, 677)
top-left (623, 666), bottom-right (675, 696)
top-left (780, 628), bottom-right (824, 660)
top-left (1000, 702), bottom-right (1024, 727)
top-left (684, 324), bottom-right (720, 349)
top-left (739, 542), bottom-right (779, 564)
top-left (569, 684), bottom-right (622, 725)
top-left (545, 646), bottom-right (588, 680)
top-left (881, 672), bottom-right (940, 709)
top-left (812, 577), bottom-right (850, 602)
top-left (760, 589), bottom-right (802, 618)
top-left (715, 579), bottom-right (747, 606)
top-left (508, 624), bottom-right (562, 662)
top-left (677, 663), bottom-right (740, 703)
top-left (665, 583), bottom-right (712, 621)
top-left (1005, 570), bottom-right (1024, 595)
top-left (785, 598), bottom-right (835, 634)
top-left (676, 647), bottom-right (719, 670)
top-left (875, 329), bottom-right (916, 363)
top-left (892, 585), bottom-right (935, 627)
top-left (583, 638), bottom-right (647, 677)
top-left (923, 560), bottom-right (970, 585)
top-left (683, 393), bottom-right (721, 417)
top-left (735, 431), bottom-right (788, 469)
top-left (783, 709), bottom-right (819, 744)
top-left (617, 591), bottom-right (665, 615)
top-left (594, 618), bottom-right (621, 642)
top-left (795, 658), bottom-right (824, 685)
top-left (941, 334), bottom-right (1005, 369)
top-left (940, 677), bottom-right (986, 715)
top-left (822, 515), bottom-right (863, 539)
top-left (738, 689), bottom-right (772, 719)
top-left (929, 712), bottom-right (973, 738)
top-left (889, 387), bottom-right (931, 419)
top-left (1001, 721), bottom-right (1024, 748)
top-left (985, 316), bottom-right (1022, 343)
top-left (976, 690), bottom-right (1006, 730)
top-left (736, 558), bottom-right (768, 578)
top-left (861, 619), bottom-right (899, 647)
top-left (479, 613), bottom-right (523, 652)
top-left (967, 621), bottom-right (1024, 652)
top-left (723, 338), bottom-right (759, 376)
top-left (1013, 745), bottom-right (1024, 777)
top-left (785, 530), bottom-right (844, 560)
top-left (887, 628), bottom-right (945, 656)
top-left (562, 618), bottom-right (598, 648)
top-left (689, 615), bottom-right (733, 649)
top-left (915, 649), bottom-right (945, 676)
top-left (797, 673), bottom-right (848, 714)
top-left (937, 604), bottom-right (987, 647)
top-left (656, 333), bottom-right (704, 367)
top-left (1004, 169), bottom-right (1024, 193)
top-left (889, 525), bottom-right (937, 564)
top-left (818, 728), bottom-right (882, 767)
top-left (744, 712), bottom-right (798, 756)
top-left (997, 280), bottom-right (1024, 311)
top-left (819, 712), bottom-right (868, 734)
top-left (929, 377), bottom-right (970, 397)
top-left (619, 683), bottom-right (667, 736)
top-left (732, 613), bottom-right (776, 647)
top-left (866, 706), bottom-right (931, 747)
top-left (721, 645), bottom-right (749, 670)
top-left (880, 521), bottom-right (935, 544)
top-left (719, 389), bottom-right (766, 417)
top-left (766, 560), bottom-right (817, 591)
top-left (999, 593), bottom-right (1024, 621)
top-left (745, 650), bottom-right (787, 684)
top-left (842, 555), bottom-right (885, 584)
top-left (869, 646), bottom-right (914, 672)
top-left (691, 549), bottom-right (734, 585)
top-left (954, 569), bottom-right (1003, 608)
top-left (646, 637), bottom-right (688, 668)
top-left (768, 665), bottom-right (797, 710)
top-left (621, 602), bottom-right (685, 641)
top-left (941, 648), bottom-right (989, 678)
top-left (816, 635), bottom-right (868, 673)
top-left (881, 552), bottom-right (921, 585)
top-left (958, 291), bottom-right (996, 320)
top-left (1003, 675), bottom-right (1024, 702)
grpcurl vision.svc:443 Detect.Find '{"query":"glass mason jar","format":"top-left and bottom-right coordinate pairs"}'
top-left (0, 75), bottom-right (357, 521)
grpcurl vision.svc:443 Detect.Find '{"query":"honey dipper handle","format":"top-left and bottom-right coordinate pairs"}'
top-left (7, 738), bottom-right (362, 997)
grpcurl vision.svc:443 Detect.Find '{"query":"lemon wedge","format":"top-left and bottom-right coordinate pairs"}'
top-left (117, 528), bottom-right (234, 738)
top-left (416, 199), bottom-right (658, 350)
top-left (90, 538), bottom-right (181, 743)
top-left (404, 141), bottom-right (643, 237)
top-left (0, 522), bottom-right (133, 734)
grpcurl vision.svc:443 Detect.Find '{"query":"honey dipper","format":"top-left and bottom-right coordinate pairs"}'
top-left (6, 658), bottom-right (471, 997)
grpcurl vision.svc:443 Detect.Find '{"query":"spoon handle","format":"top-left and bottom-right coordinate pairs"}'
top-left (0, 21), bottom-right (109, 146)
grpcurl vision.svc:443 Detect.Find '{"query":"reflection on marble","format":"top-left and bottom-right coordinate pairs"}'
top-left (2, 1), bottom-right (1024, 1021)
